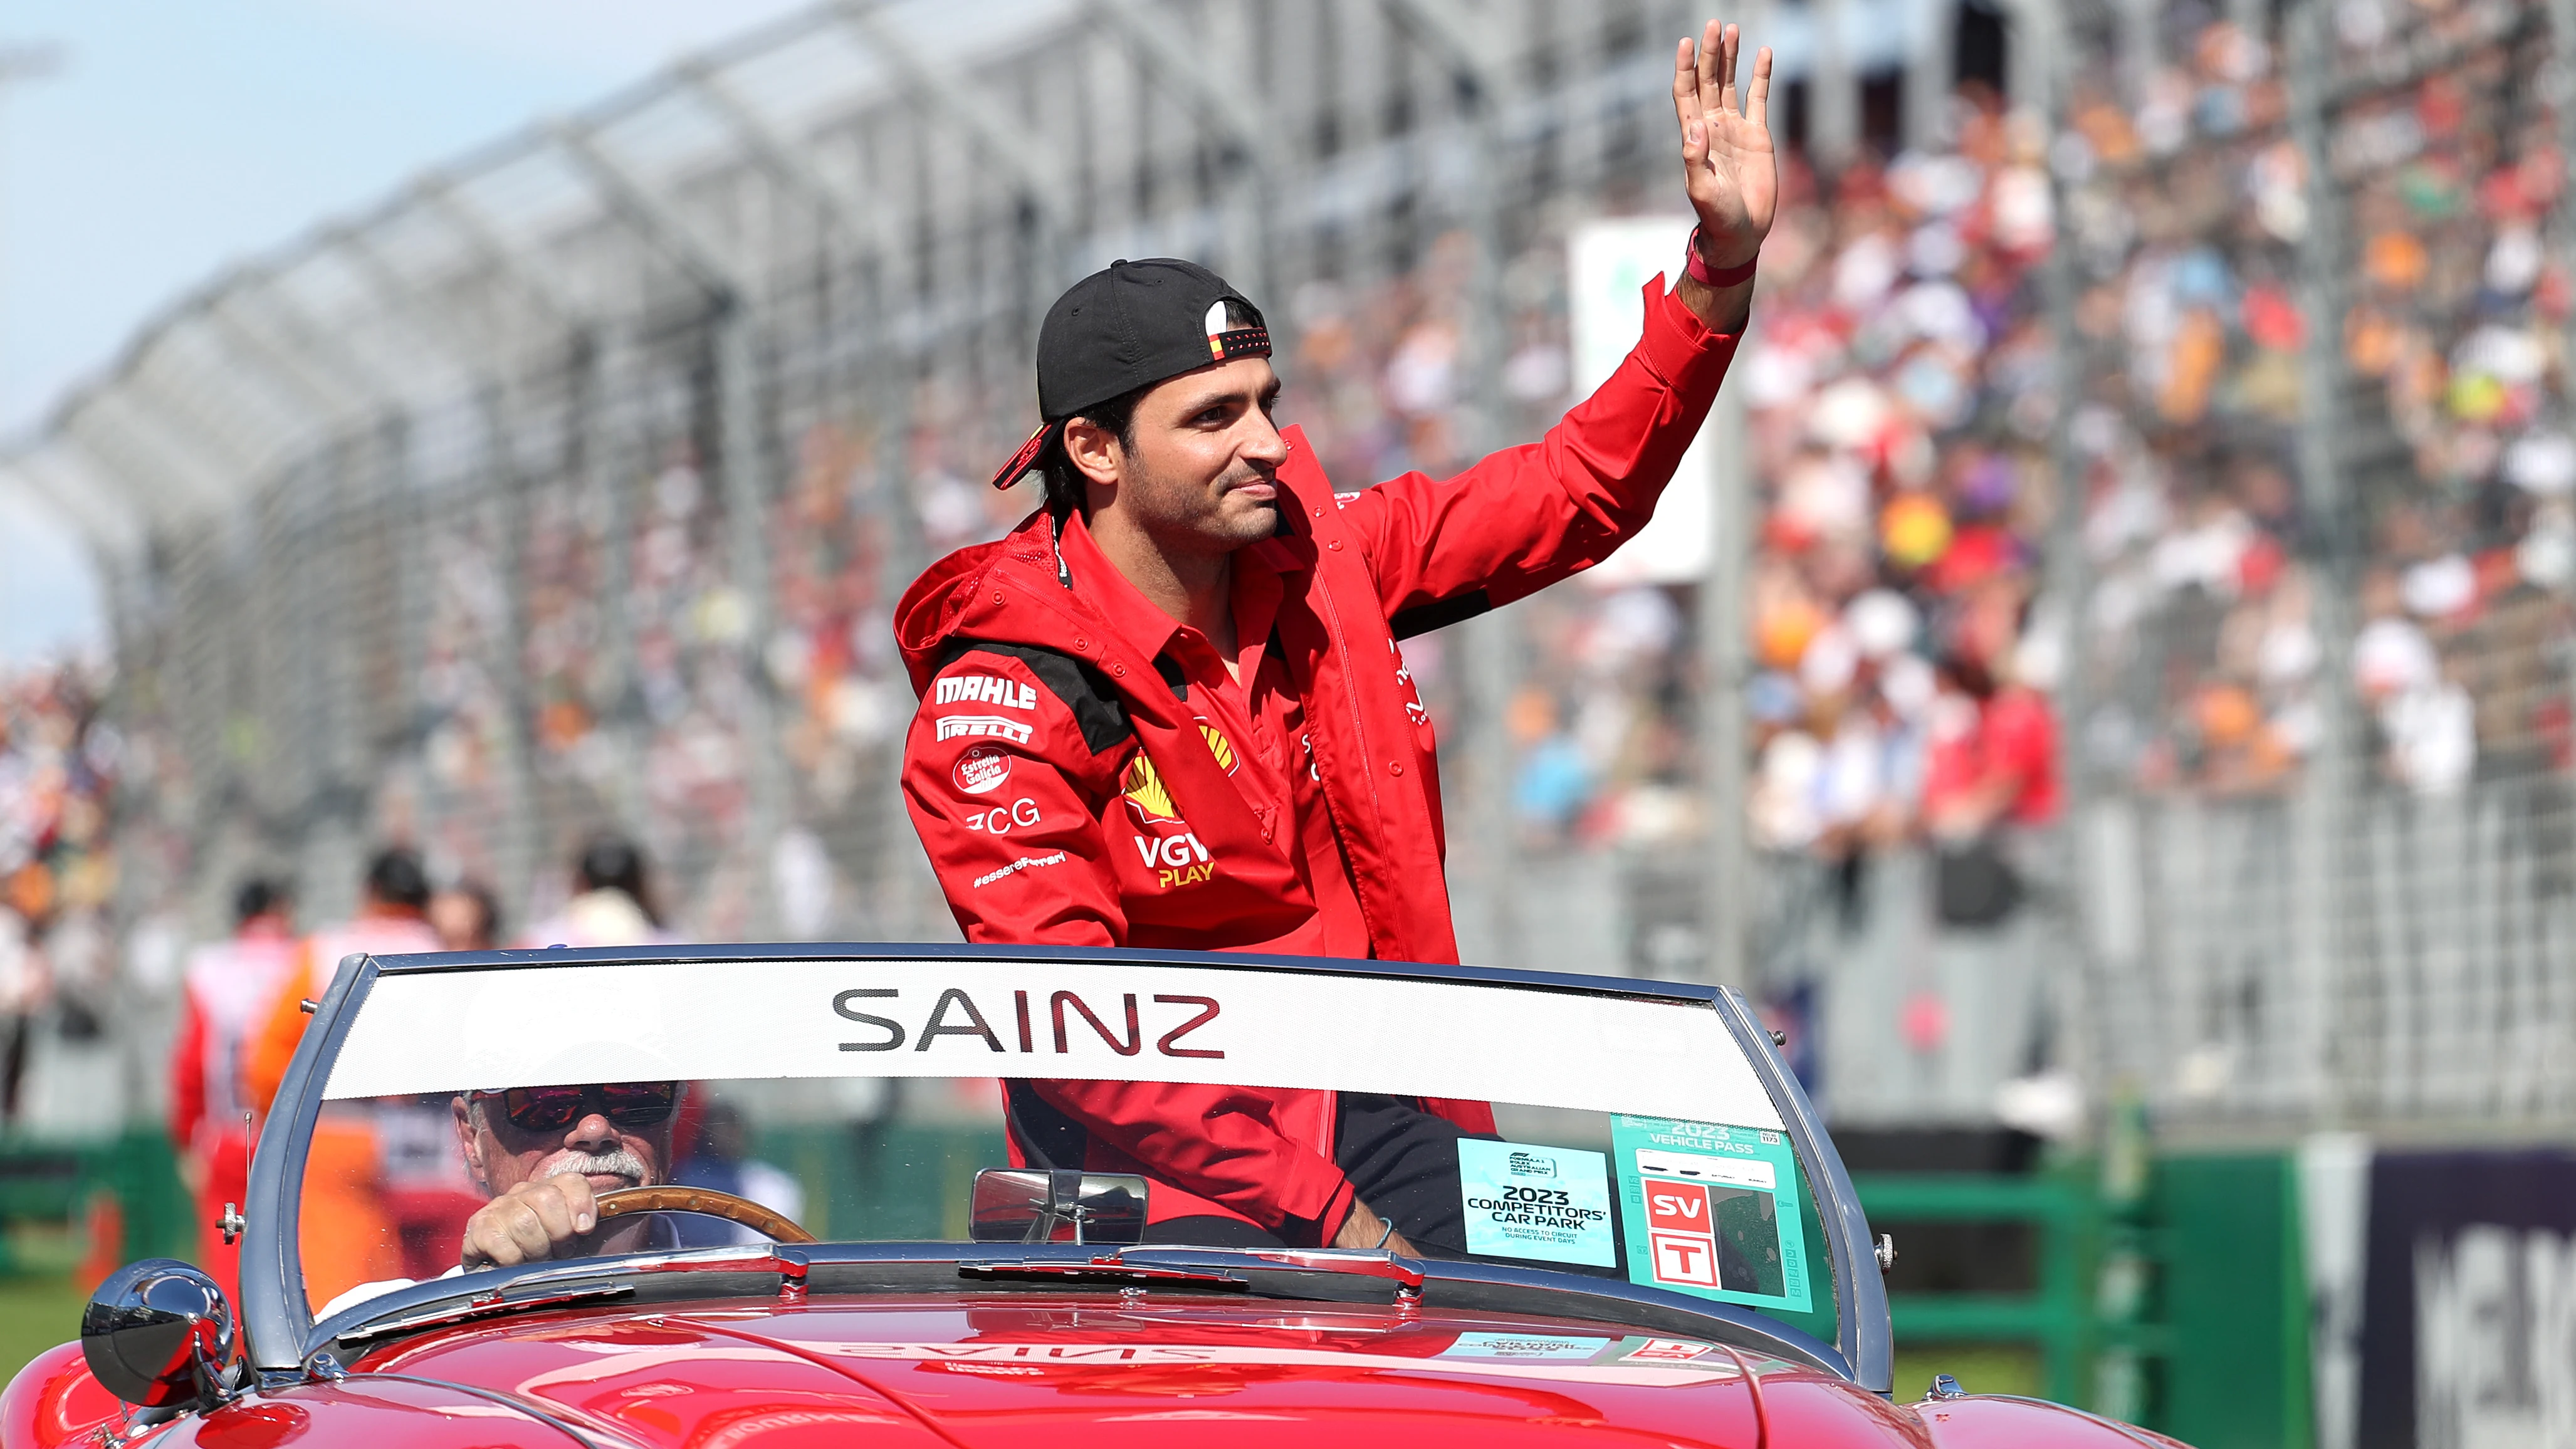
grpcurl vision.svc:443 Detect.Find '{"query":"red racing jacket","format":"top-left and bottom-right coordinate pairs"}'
top-left (894, 276), bottom-right (1742, 1241)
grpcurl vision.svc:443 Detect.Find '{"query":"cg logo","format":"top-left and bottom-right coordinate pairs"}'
top-left (965, 798), bottom-right (1043, 834)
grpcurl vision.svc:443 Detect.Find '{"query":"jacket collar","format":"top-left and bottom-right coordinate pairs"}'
top-left (1050, 506), bottom-right (1315, 665)
top-left (1053, 511), bottom-right (1183, 663)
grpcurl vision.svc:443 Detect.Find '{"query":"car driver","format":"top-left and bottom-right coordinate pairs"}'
top-left (311, 1079), bottom-right (683, 1321)
top-left (450, 1080), bottom-right (680, 1269)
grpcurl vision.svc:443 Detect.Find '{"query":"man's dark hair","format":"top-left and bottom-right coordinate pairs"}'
top-left (365, 848), bottom-right (431, 912)
top-left (577, 834), bottom-right (662, 927)
top-left (1034, 297), bottom-right (1265, 518)
top-left (233, 877), bottom-right (288, 927)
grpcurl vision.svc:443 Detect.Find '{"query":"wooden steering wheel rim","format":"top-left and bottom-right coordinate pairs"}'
top-left (592, 1185), bottom-right (817, 1244)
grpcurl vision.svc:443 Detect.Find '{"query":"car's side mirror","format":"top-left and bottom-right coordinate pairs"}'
top-left (970, 1169), bottom-right (1148, 1245)
top-left (81, 1259), bottom-right (240, 1411)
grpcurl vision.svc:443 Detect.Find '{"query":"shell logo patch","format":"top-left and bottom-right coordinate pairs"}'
top-left (1122, 753), bottom-right (1181, 826)
top-left (1198, 721), bottom-right (1238, 775)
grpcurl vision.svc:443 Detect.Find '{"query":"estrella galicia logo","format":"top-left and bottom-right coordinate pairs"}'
top-left (1508, 1151), bottom-right (1558, 1178)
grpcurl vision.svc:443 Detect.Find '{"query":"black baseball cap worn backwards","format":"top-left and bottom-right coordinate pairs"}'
top-left (989, 258), bottom-right (1272, 489)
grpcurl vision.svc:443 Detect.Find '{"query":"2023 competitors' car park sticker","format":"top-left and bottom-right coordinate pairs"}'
top-left (1611, 1114), bottom-right (1813, 1314)
top-left (1457, 1139), bottom-right (1615, 1267)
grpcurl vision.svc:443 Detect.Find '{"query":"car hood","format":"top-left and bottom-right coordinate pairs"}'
top-left (359, 1294), bottom-right (1817, 1446)
top-left (6, 1294), bottom-right (2186, 1449)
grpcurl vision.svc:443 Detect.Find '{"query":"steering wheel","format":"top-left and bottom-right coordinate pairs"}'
top-left (592, 1185), bottom-right (816, 1244)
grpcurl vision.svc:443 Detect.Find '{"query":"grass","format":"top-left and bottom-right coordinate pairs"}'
top-left (0, 1223), bottom-right (88, 1388)
top-left (0, 1274), bottom-right (87, 1387)
top-left (1888, 1342), bottom-right (2046, 1403)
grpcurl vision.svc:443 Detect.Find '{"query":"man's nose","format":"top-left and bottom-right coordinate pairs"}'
top-left (566, 1111), bottom-right (619, 1154)
top-left (1242, 409), bottom-right (1289, 467)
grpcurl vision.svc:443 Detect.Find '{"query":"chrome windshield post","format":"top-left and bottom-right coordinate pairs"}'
top-left (1712, 986), bottom-right (1893, 1396)
top-left (239, 951), bottom-right (384, 1373)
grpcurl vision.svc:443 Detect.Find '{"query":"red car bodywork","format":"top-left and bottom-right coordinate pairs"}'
top-left (7, 1295), bottom-right (2186, 1448)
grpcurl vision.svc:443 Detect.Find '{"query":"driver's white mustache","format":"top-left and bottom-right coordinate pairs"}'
top-left (546, 1148), bottom-right (649, 1183)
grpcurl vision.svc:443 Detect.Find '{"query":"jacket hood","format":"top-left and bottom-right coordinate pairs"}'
top-left (893, 510), bottom-right (1052, 699)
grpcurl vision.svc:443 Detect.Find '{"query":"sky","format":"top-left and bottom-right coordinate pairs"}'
top-left (0, 0), bottom-right (814, 666)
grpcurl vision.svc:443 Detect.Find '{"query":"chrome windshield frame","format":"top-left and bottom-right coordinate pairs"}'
top-left (239, 943), bottom-right (1888, 1392)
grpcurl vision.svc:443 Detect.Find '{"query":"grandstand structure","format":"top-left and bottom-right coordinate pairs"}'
top-left (8, 0), bottom-right (2576, 1138)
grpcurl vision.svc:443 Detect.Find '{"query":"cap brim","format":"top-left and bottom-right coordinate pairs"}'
top-left (990, 421), bottom-right (1054, 490)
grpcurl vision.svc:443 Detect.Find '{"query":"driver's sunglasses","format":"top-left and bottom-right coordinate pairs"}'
top-left (473, 1082), bottom-right (678, 1133)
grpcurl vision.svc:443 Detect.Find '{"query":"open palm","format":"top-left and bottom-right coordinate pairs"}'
top-left (1673, 22), bottom-right (1778, 269)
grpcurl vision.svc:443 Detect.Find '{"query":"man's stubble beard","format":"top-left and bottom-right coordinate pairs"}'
top-left (1130, 453), bottom-right (1277, 553)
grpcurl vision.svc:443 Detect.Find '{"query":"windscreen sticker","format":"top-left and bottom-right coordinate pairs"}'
top-left (1435, 1332), bottom-right (1615, 1362)
top-left (1605, 1336), bottom-right (1728, 1364)
top-left (1612, 1115), bottom-right (1813, 1314)
top-left (1458, 1139), bottom-right (1615, 1267)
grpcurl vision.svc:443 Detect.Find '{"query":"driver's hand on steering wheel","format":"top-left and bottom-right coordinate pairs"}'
top-left (461, 1170), bottom-right (600, 1269)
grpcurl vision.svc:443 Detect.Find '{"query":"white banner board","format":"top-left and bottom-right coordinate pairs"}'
top-left (323, 958), bottom-right (1783, 1130)
top-left (1568, 216), bottom-right (1716, 587)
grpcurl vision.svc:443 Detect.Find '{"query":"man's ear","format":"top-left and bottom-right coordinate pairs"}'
top-left (1061, 417), bottom-right (1124, 489)
top-left (452, 1096), bottom-right (490, 1192)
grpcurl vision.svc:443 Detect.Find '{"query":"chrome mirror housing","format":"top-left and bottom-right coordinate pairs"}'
top-left (81, 1259), bottom-right (239, 1410)
top-left (970, 1169), bottom-right (1149, 1245)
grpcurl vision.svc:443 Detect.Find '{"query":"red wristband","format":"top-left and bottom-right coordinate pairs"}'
top-left (1687, 226), bottom-right (1758, 287)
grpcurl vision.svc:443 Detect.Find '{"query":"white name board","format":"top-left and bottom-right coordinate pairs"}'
top-left (323, 958), bottom-right (1783, 1129)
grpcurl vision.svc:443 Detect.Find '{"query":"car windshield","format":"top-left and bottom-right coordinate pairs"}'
top-left (283, 950), bottom-right (1841, 1356)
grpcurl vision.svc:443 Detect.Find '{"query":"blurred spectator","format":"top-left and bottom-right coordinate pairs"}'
top-left (519, 834), bottom-right (672, 948)
top-left (167, 877), bottom-right (298, 1303)
top-left (429, 881), bottom-right (503, 953)
top-left (245, 847), bottom-right (442, 1110)
top-left (1922, 650), bottom-right (2061, 842)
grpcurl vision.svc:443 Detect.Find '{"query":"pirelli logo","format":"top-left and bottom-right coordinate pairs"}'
top-left (936, 674), bottom-right (1038, 710)
top-left (937, 715), bottom-right (1034, 745)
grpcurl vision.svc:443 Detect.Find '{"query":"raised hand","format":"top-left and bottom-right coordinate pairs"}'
top-left (1673, 21), bottom-right (1778, 271)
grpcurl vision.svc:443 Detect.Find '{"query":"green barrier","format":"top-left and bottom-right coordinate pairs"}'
top-left (0, 1131), bottom-right (190, 1277)
top-left (1853, 1173), bottom-right (2103, 1408)
top-left (2151, 1153), bottom-right (2308, 1449)
top-left (1856, 1149), bottom-right (2312, 1446)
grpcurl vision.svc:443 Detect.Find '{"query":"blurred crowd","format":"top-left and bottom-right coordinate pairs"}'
top-left (2058, 0), bottom-right (2572, 803)
top-left (0, 661), bottom-right (122, 1122)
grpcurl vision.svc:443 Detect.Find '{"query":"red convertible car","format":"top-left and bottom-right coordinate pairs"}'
top-left (5, 944), bottom-right (2183, 1446)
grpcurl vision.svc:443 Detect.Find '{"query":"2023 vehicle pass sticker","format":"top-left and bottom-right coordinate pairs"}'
top-left (1611, 1114), bottom-right (1812, 1314)
top-left (1457, 1139), bottom-right (1615, 1267)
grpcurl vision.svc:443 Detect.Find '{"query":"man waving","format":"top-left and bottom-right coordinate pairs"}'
top-left (896, 23), bottom-right (1776, 1254)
